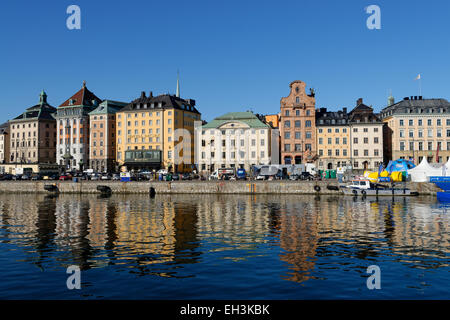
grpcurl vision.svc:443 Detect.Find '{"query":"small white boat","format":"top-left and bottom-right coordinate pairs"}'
top-left (341, 179), bottom-right (418, 197)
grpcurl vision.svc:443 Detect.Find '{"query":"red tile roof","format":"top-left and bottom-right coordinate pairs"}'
top-left (59, 84), bottom-right (102, 108)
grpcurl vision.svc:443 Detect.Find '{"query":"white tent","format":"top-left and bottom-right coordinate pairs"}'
top-left (408, 157), bottom-right (443, 182)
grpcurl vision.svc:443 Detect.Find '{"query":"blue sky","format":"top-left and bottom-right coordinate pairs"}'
top-left (1, 0), bottom-right (449, 123)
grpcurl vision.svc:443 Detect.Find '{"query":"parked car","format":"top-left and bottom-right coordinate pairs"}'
top-left (59, 174), bottom-right (72, 181)
top-left (181, 173), bottom-right (192, 180)
top-left (299, 172), bottom-right (314, 181)
top-left (90, 174), bottom-right (100, 181)
top-left (13, 175), bottom-right (22, 181)
top-left (0, 174), bottom-right (13, 181)
top-left (112, 173), bottom-right (120, 181)
top-left (101, 174), bottom-right (111, 180)
top-left (289, 174), bottom-right (300, 181)
top-left (172, 173), bottom-right (180, 181)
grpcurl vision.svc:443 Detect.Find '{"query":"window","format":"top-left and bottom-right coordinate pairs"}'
top-left (354, 150), bottom-right (358, 156)
top-left (295, 120), bottom-right (301, 127)
top-left (428, 129), bottom-right (433, 137)
top-left (363, 128), bottom-right (368, 133)
top-left (428, 142), bottom-right (433, 150)
top-left (364, 150), bottom-right (368, 156)
top-left (328, 149), bottom-right (332, 156)
top-left (409, 130), bottom-right (414, 138)
top-left (285, 110), bottom-right (289, 116)
top-left (418, 119), bottom-right (422, 126)
top-left (284, 144), bottom-right (291, 152)
top-left (260, 139), bottom-right (265, 146)
top-left (305, 120), bottom-right (311, 127)
top-left (284, 132), bottom-right (290, 139)
top-left (437, 129), bottom-right (442, 137)
top-left (343, 138), bottom-right (347, 144)
top-left (409, 141), bottom-right (414, 151)
top-left (335, 138), bottom-right (340, 144)
top-left (319, 138), bottom-right (323, 145)
top-left (295, 144), bottom-right (302, 151)
top-left (343, 149), bottom-right (347, 156)
top-left (353, 138), bottom-right (358, 144)
top-left (306, 132), bottom-right (312, 139)
top-left (335, 149), bottom-right (340, 156)
top-left (328, 128), bottom-right (332, 133)
top-left (328, 138), bottom-right (332, 144)
top-left (364, 137), bottom-right (368, 144)
top-left (418, 142), bottom-right (423, 151)
top-left (374, 137), bottom-right (379, 144)
top-left (437, 119), bottom-right (442, 126)
top-left (427, 119), bottom-right (432, 126)
top-left (295, 132), bottom-right (301, 139)
top-left (353, 128), bottom-right (358, 133)
top-left (305, 144), bottom-right (311, 151)
top-left (400, 141), bottom-right (405, 151)
top-left (284, 121), bottom-right (290, 128)
top-left (399, 120), bottom-right (404, 126)
top-left (335, 128), bottom-right (339, 133)
top-left (409, 119), bottom-right (413, 126)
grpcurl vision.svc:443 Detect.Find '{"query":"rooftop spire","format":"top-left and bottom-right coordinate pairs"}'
top-left (39, 89), bottom-right (47, 104)
top-left (82, 80), bottom-right (86, 88)
top-left (176, 70), bottom-right (180, 98)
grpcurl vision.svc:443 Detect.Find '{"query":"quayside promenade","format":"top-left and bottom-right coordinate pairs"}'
top-left (0, 180), bottom-right (441, 195)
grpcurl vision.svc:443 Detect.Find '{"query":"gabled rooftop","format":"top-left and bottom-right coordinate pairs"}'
top-left (59, 81), bottom-right (102, 108)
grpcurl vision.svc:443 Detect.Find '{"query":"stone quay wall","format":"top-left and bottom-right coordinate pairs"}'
top-left (0, 180), bottom-right (441, 195)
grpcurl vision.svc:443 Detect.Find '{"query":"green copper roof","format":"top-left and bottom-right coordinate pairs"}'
top-left (89, 100), bottom-right (127, 115)
top-left (203, 111), bottom-right (269, 129)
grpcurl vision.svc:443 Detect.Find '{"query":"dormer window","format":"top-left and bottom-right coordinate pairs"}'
top-left (296, 97), bottom-right (300, 104)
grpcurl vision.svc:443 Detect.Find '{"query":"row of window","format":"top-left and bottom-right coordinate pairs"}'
top-left (59, 148), bottom-right (83, 155)
top-left (118, 137), bottom-right (161, 144)
top-left (284, 109), bottom-right (311, 116)
top-left (119, 128), bottom-right (162, 135)
top-left (201, 151), bottom-right (266, 160)
top-left (399, 141), bottom-right (450, 151)
top-left (399, 119), bottom-right (450, 126)
top-left (11, 123), bottom-right (54, 129)
top-left (399, 129), bottom-right (450, 138)
top-left (201, 129), bottom-right (266, 135)
top-left (12, 140), bottom-right (53, 148)
top-left (284, 120), bottom-right (312, 128)
top-left (284, 131), bottom-right (312, 139)
top-left (318, 149), bottom-right (380, 157)
top-left (284, 144), bottom-right (312, 152)
top-left (201, 139), bottom-right (265, 147)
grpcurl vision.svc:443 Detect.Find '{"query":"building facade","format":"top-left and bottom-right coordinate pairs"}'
top-left (8, 90), bottom-right (57, 165)
top-left (88, 100), bottom-right (127, 172)
top-left (115, 91), bottom-right (201, 172)
top-left (316, 108), bottom-right (351, 170)
top-left (348, 98), bottom-right (384, 171)
top-left (196, 112), bottom-right (277, 173)
top-left (55, 81), bottom-right (102, 171)
top-left (0, 122), bottom-right (10, 166)
top-left (381, 95), bottom-right (450, 164)
top-left (280, 80), bottom-right (317, 164)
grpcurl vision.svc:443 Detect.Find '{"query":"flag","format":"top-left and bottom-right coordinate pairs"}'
top-left (415, 74), bottom-right (421, 80)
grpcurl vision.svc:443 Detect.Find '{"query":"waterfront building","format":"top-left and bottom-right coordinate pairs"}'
top-left (55, 81), bottom-right (102, 171)
top-left (380, 95), bottom-right (450, 164)
top-left (0, 122), bottom-right (10, 167)
top-left (348, 98), bottom-right (384, 171)
top-left (195, 111), bottom-right (278, 173)
top-left (8, 90), bottom-right (57, 165)
top-left (279, 80), bottom-right (317, 164)
top-left (116, 91), bottom-right (201, 172)
top-left (88, 100), bottom-right (127, 172)
top-left (315, 107), bottom-right (351, 170)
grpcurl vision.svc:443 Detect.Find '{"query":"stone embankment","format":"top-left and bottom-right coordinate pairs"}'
top-left (0, 180), bottom-right (441, 195)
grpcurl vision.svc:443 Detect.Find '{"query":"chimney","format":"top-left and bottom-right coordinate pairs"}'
top-left (414, 96), bottom-right (418, 100)
top-left (149, 91), bottom-right (153, 98)
top-left (343, 107), bottom-right (347, 114)
top-left (141, 91), bottom-right (146, 99)
top-left (357, 98), bottom-right (363, 106)
top-left (419, 96), bottom-right (423, 100)
top-left (404, 97), bottom-right (409, 100)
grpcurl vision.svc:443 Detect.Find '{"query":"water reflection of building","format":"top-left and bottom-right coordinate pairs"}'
top-left (195, 195), bottom-right (270, 252)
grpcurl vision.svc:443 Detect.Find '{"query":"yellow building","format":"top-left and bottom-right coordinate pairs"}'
top-left (316, 108), bottom-right (351, 170)
top-left (115, 91), bottom-right (201, 172)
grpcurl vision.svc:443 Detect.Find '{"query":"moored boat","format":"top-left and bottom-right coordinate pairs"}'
top-left (341, 179), bottom-right (418, 197)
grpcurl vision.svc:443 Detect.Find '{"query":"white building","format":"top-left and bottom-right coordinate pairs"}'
top-left (195, 112), bottom-right (279, 173)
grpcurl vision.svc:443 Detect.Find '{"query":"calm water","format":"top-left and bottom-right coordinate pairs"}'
top-left (0, 193), bottom-right (448, 299)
